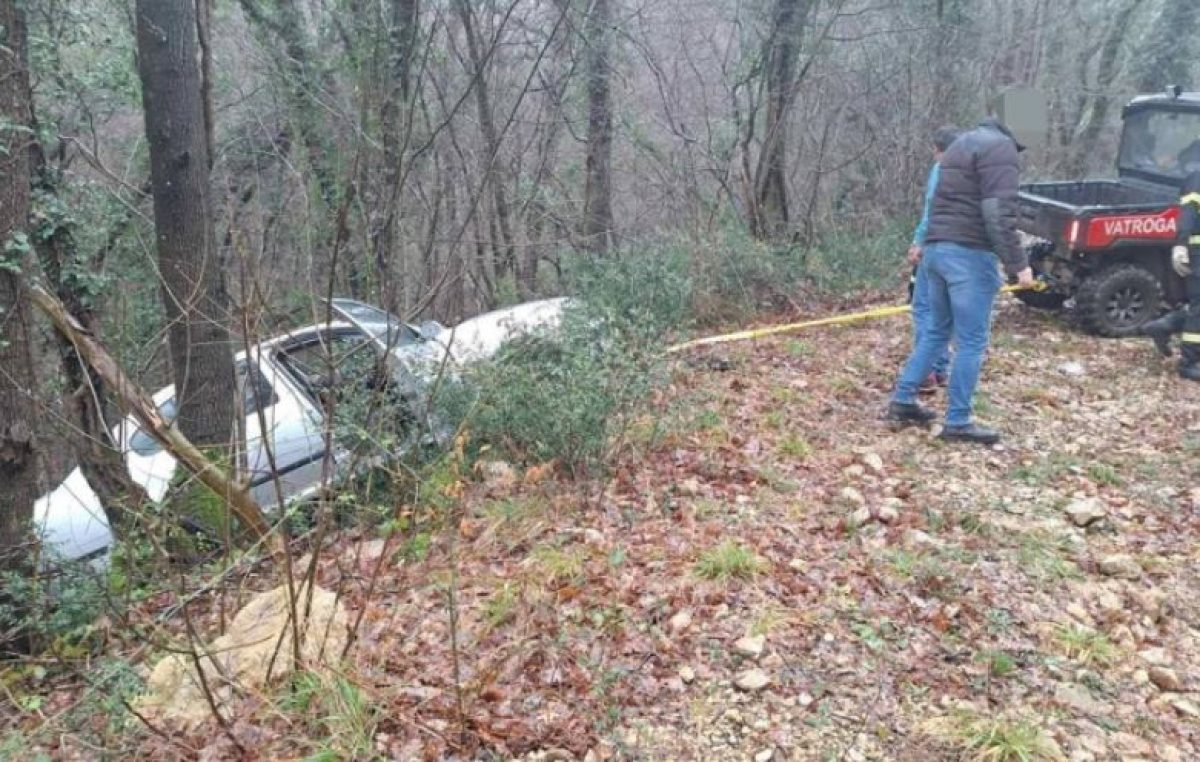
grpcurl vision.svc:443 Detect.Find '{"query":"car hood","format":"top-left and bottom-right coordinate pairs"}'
top-left (434, 297), bottom-right (570, 365)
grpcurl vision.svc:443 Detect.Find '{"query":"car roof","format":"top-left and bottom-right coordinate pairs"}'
top-left (1124, 92), bottom-right (1200, 116)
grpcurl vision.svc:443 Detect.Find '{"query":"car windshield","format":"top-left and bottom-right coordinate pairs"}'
top-left (1119, 109), bottom-right (1200, 179)
top-left (328, 299), bottom-right (419, 351)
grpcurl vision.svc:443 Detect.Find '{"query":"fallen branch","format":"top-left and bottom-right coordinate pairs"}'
top-left (27, 283), bottom-right (280, 555)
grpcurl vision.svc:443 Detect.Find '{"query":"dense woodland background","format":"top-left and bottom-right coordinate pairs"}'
top-left (2, 0), bottom-right (1199, 757)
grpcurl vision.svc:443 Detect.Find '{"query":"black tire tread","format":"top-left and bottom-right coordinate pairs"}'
top-left (1075, 263), bottom-right (1164, 337)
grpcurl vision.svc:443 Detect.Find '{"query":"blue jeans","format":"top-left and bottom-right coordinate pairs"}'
top-left (893, 242), bottom-right (1003, 426)
top-left (911, 262), bottom-right (951, 375)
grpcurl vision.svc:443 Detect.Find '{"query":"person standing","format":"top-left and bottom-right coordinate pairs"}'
top-left (908, 126), bottom-right (961, 389)
top-left (1140, 146), bottom-right (1200, 381)
top-left (886, 117), bottom-right (1035, 444)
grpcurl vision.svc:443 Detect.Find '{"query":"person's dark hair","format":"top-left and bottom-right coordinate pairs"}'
top-left (933, 126), bottom-right (960, 152)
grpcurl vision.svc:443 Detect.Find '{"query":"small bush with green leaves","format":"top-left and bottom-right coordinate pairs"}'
top-left (436, 246), bottom-right (689, 474)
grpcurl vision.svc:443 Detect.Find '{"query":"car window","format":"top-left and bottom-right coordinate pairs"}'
top-left (328, 299), bottom-right (419, 350)
top-left (1120, 109), bottom-right (1200, 178)
top-left (276, 328), bottom-right (382, 401)
top-left (242, 364), bottom-right (277, 415)
top-left (127, 363), bottom-right (276, 457)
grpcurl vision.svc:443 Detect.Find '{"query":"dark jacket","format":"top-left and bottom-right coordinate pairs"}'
top-left (1178, 170), bottom-right (1200, 247)
top-left (924, 118), bottom-right (1028, 275)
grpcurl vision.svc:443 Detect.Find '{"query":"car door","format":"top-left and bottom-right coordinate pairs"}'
top-left (245, 336), bottom-right (341, 508)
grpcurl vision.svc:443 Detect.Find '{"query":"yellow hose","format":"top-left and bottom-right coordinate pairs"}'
top-left (665, 282), bottom-right (1047, 354)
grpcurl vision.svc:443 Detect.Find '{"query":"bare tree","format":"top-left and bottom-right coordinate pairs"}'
top-left (751, 0), bottom-right (808, 240)
top-left (455, 0), bottom-right (517, 280)
top-left (583, 0), bottom-right (614, 253)
top-left (135, 0), bottom-right (237, 449)
top-left (1134, 0), bottom-right (1198, 92)
top-left (0, 0), bottom-right (43, 567)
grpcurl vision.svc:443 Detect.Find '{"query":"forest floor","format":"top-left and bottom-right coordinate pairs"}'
top-left (30, 296), bottom-right (1200, 760)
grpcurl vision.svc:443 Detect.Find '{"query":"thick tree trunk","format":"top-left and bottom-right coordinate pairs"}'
top-left (1070, 0), bottom-right (1147, 175)
top-left (376, 0), bottom-right (420, 306)
top-left (582, 0), bottom-right (614, 254)
top-left (135, 0), bottom-right (237, 449)
top-left (752, 0), bottom-right (808, 240)
top-left (455, 0), bottom-right (517, 281)
top-left (0, 0), bottom-right (43, 569)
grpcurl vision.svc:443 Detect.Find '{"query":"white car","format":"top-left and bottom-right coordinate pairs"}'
top-left (35, 297), bottom-right (568, 567)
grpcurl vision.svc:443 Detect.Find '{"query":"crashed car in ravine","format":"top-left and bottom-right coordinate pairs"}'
top-left (34, 297), bottom-right (568, 567)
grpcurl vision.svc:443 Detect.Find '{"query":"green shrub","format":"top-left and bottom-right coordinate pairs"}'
top-left (436, 246), bottom-right (687, 475)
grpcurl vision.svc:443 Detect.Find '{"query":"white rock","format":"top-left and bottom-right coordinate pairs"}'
top-left (849, 506), bottom-right (872, 526)
top-left (1065, 497), bottom-right (1106, 527)
top-left (861, 452), bottom-right (885, 474)
top-left (840, 486), bottom-right (866, 505)
top-left (1170, 697), bottom-right (1200, 717)
top-left (1059, 361), bottom-right (1086, 377)
top-left (733, 634), bottom-right (766, 659)
top-left (669, 610), bottom-right (693, 633)
top-left (876, 505), bottom-right (899, 524)
top-left (1138, 647), bottom-right (1169, 666)
top-left (679, 665), bottom-right (695, 684)
top-left (1097, 554), bottom-right (1141, 579)
top-left (478, 460), bottom-right (518, 494)
top-left (734, 668), bottom-right (771, 692)
top-left (755, 750), bottom-right (774, 762)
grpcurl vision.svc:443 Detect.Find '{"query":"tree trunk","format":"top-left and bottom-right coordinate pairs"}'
top-left (1070, 0), bottom-right (1147, 174)
top-left (582, 0), bottom-right (614, 254)
top-left (376, 0), bottom-right (420, 306)
top-left (1134, 0), bottom-right (1198, 93)
top-left (752, 0), bottom-right (808, 240)
top-left (454, 0), bottom-right (517, 281)
top-left (0, 0), bottom-right (43, 570)
top-left (135, 0), bottom-right (237, 449)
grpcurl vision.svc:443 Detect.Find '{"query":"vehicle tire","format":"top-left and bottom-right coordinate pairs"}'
top-left (1075, 264), bottom-right (1164, 336)
top-left (1014, 289), bottom-right (1068, 311)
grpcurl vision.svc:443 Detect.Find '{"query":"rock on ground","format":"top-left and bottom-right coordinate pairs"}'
top-left (137, 584), bottom-right (349, 728)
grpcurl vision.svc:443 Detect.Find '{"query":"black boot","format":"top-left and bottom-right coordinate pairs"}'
top-left (938, 422), bottom-right (1001, 445)
top-left (886, 401), bottom-right (936, 426)
top-left (1181, 340), bottom-right (1200, 381)
top-left (1141, 311), bottom-right (1185, 357)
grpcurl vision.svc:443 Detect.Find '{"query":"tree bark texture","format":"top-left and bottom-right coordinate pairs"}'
top-left (455, 0), bottom-right (516, 281)
top-left (752, 0), bottom-right (808, 240)
top-left (135, 0), bottom-right (237, 449)
top-left (582, 0), bottom-right (614, 254)
top-left (1134, 0), bottom-right (1199, 93)
top-left (0, 0), bottom-right (43, 568)
top-left (375, 0), bottom-right (420, 303)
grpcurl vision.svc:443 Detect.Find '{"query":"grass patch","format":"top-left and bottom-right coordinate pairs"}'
top-left (1053, 624), bottom-right (1117, 667)
top-left (976, 650), bottom-right (1018, 679)
top-left (695, 541), bottom-right (761, 583)
top-left (1014, 530), bottom-right (1080, 582)
top-left (530, 544), bottom-right (587, 585)
top-left (482, 582), bottom-right (520, 632)
top-left (783, 339), bottom-right (813, 357)
top-left (1086, 462), bottom-right (1122, 487)
top-left (777, 435), bottom-right (812, 458)
top-left (954, 715), bottom-right (1061, 761)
